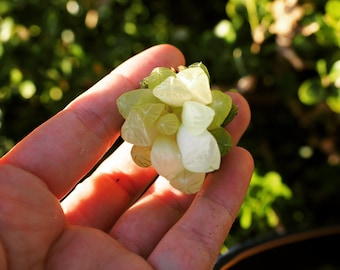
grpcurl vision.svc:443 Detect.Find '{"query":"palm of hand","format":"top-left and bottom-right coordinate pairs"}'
top-left (0, 166), bottom-right (152, 269)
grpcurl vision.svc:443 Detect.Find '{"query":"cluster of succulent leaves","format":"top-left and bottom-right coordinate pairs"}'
top-left (116, 63), bottom-right (237, 194)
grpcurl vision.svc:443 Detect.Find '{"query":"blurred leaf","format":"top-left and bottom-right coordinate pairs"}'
top-left (266, 208), bottom-right (279, 227)
top-left (0, 17), bottom-right (15, 42)
top-left (239, 170), bottom-right (292, 229)
top-left (60, 57), bottom-right (73, 76)
top-left (316, 59), bottom-right (327, 78)
top-left (298, 78), bottom-right (326, 105)
top-left (326, 87), bottom-right (340, 113)
top-left (329, 60), bottom-right (340, 84)
top-left (0, 87), bottom-right (11, 100)
top-left (10, 68), bottom-right (23, 84)
top-left (0, 42), bottom-right (3, 58)
top-left (325, 0), bottom-right (340, 20)
top-left (19, 80), bottom-right (36, 99)
top-left (265, 171), bottom-right (292, 198)
top-left (214, 19), bottom-right (236, 44)
top-left (0, 1), bottom-right (12, 15)
top-left (240, 205), bottom-right (252, 229)
top-left (209, 127), bottom-right (233, 156)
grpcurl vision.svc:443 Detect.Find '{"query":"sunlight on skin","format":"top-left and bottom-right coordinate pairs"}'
top-left (61, 141), bottom-right (158, 231)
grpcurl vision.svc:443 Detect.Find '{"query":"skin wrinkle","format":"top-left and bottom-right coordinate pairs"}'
top-left (66, 104), bottom-right (117, 151)
top-left (46, 226), bottom-right (154, 270)
top-left (178, 197), bottom-right (229, 260)
top-left (153, 196), bottom-right (228, 270)
top-left (62, 182), bottom-right (96, 228)
top-left (63, 74), bottom-right (136, 156)
top-left (0, 111), bottom-right (110, 199)
top-left (112, 71), bottom-right (140, 93)
top-left (113, 232), bottom-right (143, 257)
top-left (149, 190), bottom-right (190, 215)
top-left (203, 181), bottom-right (239, 226)
top-left (112, 191), bottom-right (187, 252)
top-left (0, 164), bottom-right (66, 270)
top-left (149, 231), bottom-right (213, 270)
top-left (144, 177), bottom-right (196, 214)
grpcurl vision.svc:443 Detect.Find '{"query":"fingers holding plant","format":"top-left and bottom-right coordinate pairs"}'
top-left (117, 63), bottom-right (242, 194)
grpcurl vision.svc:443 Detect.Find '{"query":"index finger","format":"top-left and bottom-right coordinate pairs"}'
top-left (0, 44), bottom-right (185, 198)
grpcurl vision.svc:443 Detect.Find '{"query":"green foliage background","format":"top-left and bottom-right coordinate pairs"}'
top-left (1, 0), bottom-right (339, 250)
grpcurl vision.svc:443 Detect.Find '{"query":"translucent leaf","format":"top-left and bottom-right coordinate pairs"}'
top-left (182, 101), bottom-right (215, 135)
top-left (155, 113), bottom-right (180, 135)
top-left (169, 170), bottom-right (206, 194)
top-left (130, 145), bottom-right (152, 168)
top-left (134, 103), bottom-right (166, 126)
top-left (150, 135), bottom-right (184, 179)
top-left (222, 103), bottom-right (238, 127)
top-left (153, 76), bottom-right (192, 107)
top-left (177, 125), bottom-right (221, 173)
top-left (188, 62), bottom-right (210, 82)
top-left (116, 88), bottom-right (160, 119)
top-left (209, 127), bottom-right (233, 156)
top-left (177, 67), bottom-right (212, 104)
top-left (121, 109), bottom-right (158, 146)
top-left (208, 90), bottom-right (232, 129)
top-left (147, 67), bottom-right (176, 90)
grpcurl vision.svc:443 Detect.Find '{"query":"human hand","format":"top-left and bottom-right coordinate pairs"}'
top-left (0, 44), bottom-right (254, 270)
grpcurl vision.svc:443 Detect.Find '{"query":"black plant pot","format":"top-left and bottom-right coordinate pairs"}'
top-left (214, 225), bottom-right (340, 270)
